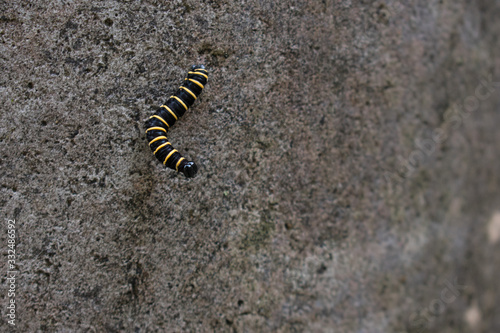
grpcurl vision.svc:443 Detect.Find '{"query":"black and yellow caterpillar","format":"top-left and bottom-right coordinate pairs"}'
top-left (145, 65), bottom-right (208, 178)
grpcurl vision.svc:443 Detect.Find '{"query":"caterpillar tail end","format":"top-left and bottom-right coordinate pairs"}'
top-left (182, 161), bottom-right (198, 178)
top-left (190, 64), bottom-right (206, 71)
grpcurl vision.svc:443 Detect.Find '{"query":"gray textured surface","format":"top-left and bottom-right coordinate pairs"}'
top-left (1, 0), bottom-right (500, 332)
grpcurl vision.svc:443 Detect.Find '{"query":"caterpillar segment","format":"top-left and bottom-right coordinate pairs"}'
top-left (145, 65), bottom-right (208, 178)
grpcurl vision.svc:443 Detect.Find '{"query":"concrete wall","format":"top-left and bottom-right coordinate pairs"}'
top-left (1, 0), bottom-right (499, 331)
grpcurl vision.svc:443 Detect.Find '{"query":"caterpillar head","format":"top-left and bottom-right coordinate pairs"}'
top-left (182, 161), bottom-right (198, 178)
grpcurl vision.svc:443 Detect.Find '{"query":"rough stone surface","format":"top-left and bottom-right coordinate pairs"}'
top-left (1, 1), bottom-right (499, 332)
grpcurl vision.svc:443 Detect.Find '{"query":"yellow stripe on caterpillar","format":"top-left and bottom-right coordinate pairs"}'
top-left (194, 68), bottom-right (208, 73)
top-left (171, 96), bottom-right (188, 110)
top-left (145, 126), bottom-right (167, 133)
top-left (153, 142), bottom-right (171, 155)
top-left (160, 105), bottom-right (178, 121)
top-left (149, 136), bottom-right (168, 145)
top-left (150, 115), bottom-right (170, 128)
top-left (180, 86), bottom-right (197, 99)
top-left (176, 157), bottom-right (185, 171)
top-left (188, 79), bottom-right (204, 89)
top-left (163, 149), bottom-right (178, 165)
top-left (188, 71), bottom-right (208, 80)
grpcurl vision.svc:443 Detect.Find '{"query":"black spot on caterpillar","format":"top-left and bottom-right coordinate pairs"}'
top-left (145, 65), bottom-right (208, 178)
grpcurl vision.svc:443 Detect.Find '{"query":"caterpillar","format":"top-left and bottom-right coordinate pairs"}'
top-left (145, 65), bottom-right (208, 178)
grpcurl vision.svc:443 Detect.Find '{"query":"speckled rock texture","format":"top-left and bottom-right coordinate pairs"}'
top-left (1, 0), bottom-right (499, 332)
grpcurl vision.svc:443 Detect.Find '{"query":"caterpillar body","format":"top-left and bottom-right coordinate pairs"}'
top-left (145, 65), bottom-right (208, 178)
